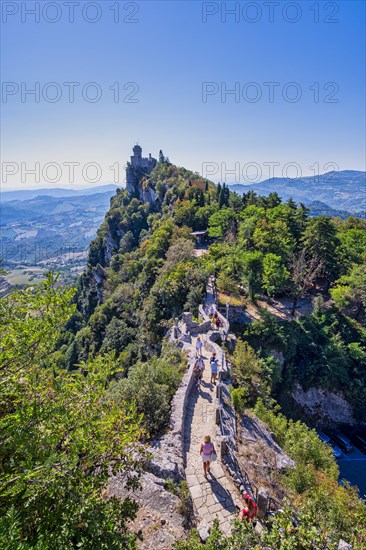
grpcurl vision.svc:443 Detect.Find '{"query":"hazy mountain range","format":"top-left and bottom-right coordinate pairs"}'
top-left (0, 186), bottom-right (118, 266)
top-left (1, 184), bottom-right (119, 203)
top-left (229, 170), bottom-right (365, 215)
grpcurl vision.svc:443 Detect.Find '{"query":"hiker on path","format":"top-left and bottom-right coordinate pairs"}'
top-left (239, 492), bottom-right (258, 522)
top-left (210, 352), bottom-right (219, 385)
top-left (196, 336), bottom-right (203, 357)
top-left (208, 304), bottom-right (215, 319)
top-left (200, 435), bottom-right (217, 478)
top-left (214, 312), bottom-right (221, 329)
top-left (193, 357), bottom-right (205, 388)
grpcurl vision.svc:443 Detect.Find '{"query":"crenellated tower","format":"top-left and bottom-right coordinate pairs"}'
top-left (126, 145), bottom-right (157, 197)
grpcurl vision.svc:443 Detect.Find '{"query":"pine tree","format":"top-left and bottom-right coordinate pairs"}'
top-left (287, 197), bottom-right (297, 210)
top-left (218, 183), bottom-right (230, 209)
top-left (216, 182), bottom-right (222, 200)
top-left (65, 339), bottom-right (78, 371)
top-left (301, 216), bottom-right (340, 290)
top-left (265, 192), bottom-right (281, 209)
top-left (224, 182), bottom-right (230, 205)
top-left (218, 185), bottom-right (225, 209)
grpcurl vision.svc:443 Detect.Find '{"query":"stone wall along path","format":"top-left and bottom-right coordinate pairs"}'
top-left (183, 336), bottom-right (242, 536)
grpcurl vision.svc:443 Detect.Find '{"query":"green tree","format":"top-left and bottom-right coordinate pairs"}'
top-left (208, 209), bottom-right (235, 238)
top-left (302, 216), bottom-right (340, 289)
top-left (338, 227), bottom-right (366, 269)
top-left (0, 274), bottom-right (145, 548)
top-left (330, 263), bottom-right (366, 320)
top-left (65, 338), bottom-right (79, 371)
top-left (231, 340), bottom-right (264, 403)
top-left (262, 253), bottom-right (290, 300)
top-left (238, 205), bottom-right (266, 250)
top-left (242, 189), bottom-right (259, 207)
top-left (288, 250), bottom-right (323, 315)
top-left (218, 182), bottom-right (230, 208)
top-left (102, 317), bottom-right (135, 354)
top-left (267, 203), bottom-right (306, 244)
top-left (174, 201), bottom-right (197, 228)
top-left (108, 344), bottom-right (186, 435)
top-left (216, 182), bottom-right (222, 201)
top-left (228, 191), bottom-right (243, 212)
top-left (253, 219), bottom-right (295, 260)
top-left (264, 191), bottom-right (281, 209)
top-left (241, 250), bottom-right (263, 299)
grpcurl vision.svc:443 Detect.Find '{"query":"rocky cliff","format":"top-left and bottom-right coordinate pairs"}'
top-left (126, 145), bottom-right (157, 203)
top-left (292, 384), bottom-right (357, 427)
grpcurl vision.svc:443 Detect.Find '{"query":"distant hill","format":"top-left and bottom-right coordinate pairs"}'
top-left (305, 200), bottom-right (365, 220)
top-left (229, 170), bottom-right (366, 214)
top-left (1, 184), bottom-right (119, 203)
top-left (0, 189), bottom-right (117, 266)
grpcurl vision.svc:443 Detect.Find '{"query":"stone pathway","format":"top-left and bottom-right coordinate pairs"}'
top-left (183, 339), bottom-right (242, 536)
top-left (205, 277), bottom-right (215, 307)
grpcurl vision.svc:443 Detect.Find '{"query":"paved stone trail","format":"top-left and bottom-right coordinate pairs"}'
top-left (205, 276), bottom-right (215, 308)
top-left (183, 338), bottom-right (242, 535)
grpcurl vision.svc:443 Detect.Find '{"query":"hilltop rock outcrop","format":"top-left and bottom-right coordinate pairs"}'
top-left (126, 145), bottom-right (157, 203)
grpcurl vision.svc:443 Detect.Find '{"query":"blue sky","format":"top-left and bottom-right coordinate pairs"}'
top-left (1, 0), bottom-right (365, 189)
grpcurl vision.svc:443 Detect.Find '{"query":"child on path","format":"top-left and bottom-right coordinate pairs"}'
top-left (239, 493), bottom-right (258, 522)
top-left (200, 435), bottom-right (217, 478)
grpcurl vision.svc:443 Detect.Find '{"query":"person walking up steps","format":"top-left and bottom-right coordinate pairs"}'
top-left (196, 336), bottom-right (203, 357)
top-left (210, 352), bottom-right (219, 385)
top-left (193, 357), bottom-right (205, 388)
top-left (200, 435), bottom-right (217, 478)
top-left (215, 313), bottom-right (221, 329)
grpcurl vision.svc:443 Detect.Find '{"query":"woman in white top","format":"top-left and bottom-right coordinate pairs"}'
top-left (196, 336), bottom-right (203, 357)
top-left (200, 435), bottom-right (217, 478)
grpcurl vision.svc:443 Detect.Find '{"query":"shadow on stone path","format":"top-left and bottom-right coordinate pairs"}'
top-left (208, 472), bottom-right (237, 513)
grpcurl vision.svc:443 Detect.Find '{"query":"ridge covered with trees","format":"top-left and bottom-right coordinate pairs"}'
top-left (1, 153), bottom-right (365, 547)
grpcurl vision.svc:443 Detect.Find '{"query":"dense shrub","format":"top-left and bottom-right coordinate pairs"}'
top-left (108, 344), bottom-right (186, 435)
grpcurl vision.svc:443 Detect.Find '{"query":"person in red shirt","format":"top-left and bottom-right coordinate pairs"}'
top-left (214, 313), bottom-right (221, 329)
top-left (239, 493), bottom-right (258, 522)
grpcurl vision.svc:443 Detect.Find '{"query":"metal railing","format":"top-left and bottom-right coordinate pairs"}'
top-left (267, 494), bottom-right (282, 514)
top-left (226, 444), bottom-right (259, 502)
top-left (217, 360), bottom-right (283, 518)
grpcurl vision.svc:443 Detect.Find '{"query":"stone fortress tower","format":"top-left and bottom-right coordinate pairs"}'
top-left (126, 144), bottom-right (157, 197)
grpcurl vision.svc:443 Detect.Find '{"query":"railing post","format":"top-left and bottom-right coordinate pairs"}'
top-left (220, 437), bottom-right (228, 460)
top-left (257, 488), bottom-right (269, 520)
top-left (216, 405), bottom-right (222, 426)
